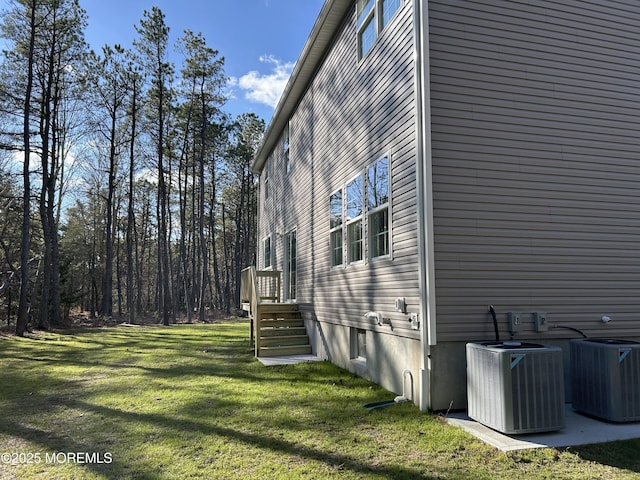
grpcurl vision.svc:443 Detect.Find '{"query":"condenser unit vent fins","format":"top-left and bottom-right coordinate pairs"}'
top-left (571, 338), bottom-right (640, 422)
top-left (466, 342), bottom-right (565, 434)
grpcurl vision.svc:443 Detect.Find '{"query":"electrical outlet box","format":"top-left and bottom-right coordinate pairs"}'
top-left (410, 313), bottom-right (420, 330)
top-left (508, 312), bottom-right (521, 334)
top-left (534, 312), bottom-right (548, 332)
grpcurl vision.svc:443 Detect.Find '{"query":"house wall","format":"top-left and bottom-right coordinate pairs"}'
top-left (257, 0), bottom-right (423, 401)
top-left (428, 0), bottom-right (640, 409)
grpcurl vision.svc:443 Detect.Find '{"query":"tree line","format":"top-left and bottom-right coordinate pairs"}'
top-left (0, 0), bottom-right (262, 335)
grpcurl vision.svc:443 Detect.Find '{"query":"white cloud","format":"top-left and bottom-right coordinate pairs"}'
top-left (238, 55), bottom-right (294, 109)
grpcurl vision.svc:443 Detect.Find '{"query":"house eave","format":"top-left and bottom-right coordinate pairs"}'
top-left (251, 0), bottom-right (353, 174)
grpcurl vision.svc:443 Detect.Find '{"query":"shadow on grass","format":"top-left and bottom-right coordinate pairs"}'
top-left (0, 418), bottom-right (147, 479)
top-left (572, 440), bottom-right (640, 474)
top-left (67, 398), bottom-right (438, 479)
top-left (1, 325), bottom-right (440, 478)
top-left (0, 367), bottom-right (436, 478)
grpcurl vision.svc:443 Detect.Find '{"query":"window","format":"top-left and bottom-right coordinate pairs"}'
top-left (330, 190), bottom-right (343, 266)
top-left (357, 0), bottom-right (375, 58)
top-left (367, 156), bottom-right (390, 258)
top-left (381, 0), bottom-right (401, 29)
top-left (262, 236), bottom-right (272, 269)
top-left (264, 161), bottom-right (270, 198)
top-left (284, 122), bottom-right (291, 174)
top-left (329, 153), bottom-right (392, 266)
top-left (346, 175), bottom-right (364, 263)
top-left (357, 0), bottom-right (402, 59)
top-left (285, 230), bottom-right (297, 300)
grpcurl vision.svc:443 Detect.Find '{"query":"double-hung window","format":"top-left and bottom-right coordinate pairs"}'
top-left (357, 0), bottom-right (402, 59)
top-left (381, 0), bottom-right (401, 29)
top-left (330, 154), bottom-right (391, 267)
top-left (346, 175), bottom-right (364, 264)
top-left (367, 156), bottom-right (390, 258)
top-left (357, 0), bottom-right (376, 58)
top-left (262, 236), bottom-right (272, 269)
top-left (330, 189), bottom-right (343, 267)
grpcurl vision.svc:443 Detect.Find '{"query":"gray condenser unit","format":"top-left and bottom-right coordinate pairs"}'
top-left (571, 338), bottom-right (640, 422)
top-left (466, 342), bottom-right (565, 434)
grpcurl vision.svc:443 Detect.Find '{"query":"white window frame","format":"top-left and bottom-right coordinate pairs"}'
top-left (381, 0), bottom-right (402, 30)
top-left (367, 155), bottom-right (391, 260)
top-left (357, 0), bottom-right (403, 60)
top-left (330, 188), bottom-right (344, 267)
top-left (262, 235), bottom-right (273, 270)
top-left (357, 0), bottom-right (376, 59)
top-left (346, 173), bottom-right (365, 265)
top-left (330, 152), bottom-right (393, 268)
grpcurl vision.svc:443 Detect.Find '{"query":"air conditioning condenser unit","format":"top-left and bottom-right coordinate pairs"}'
top-left (571, 338), bottom-right (640, 422)
top-left (467, 341), bottom-right (565, 434)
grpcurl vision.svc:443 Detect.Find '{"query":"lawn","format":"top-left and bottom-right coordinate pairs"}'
top-left (0, 320), bottom-right (639, 479)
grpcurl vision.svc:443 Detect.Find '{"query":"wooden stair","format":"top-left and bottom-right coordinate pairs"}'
top-left (257, 303), bottom-right (311, 357)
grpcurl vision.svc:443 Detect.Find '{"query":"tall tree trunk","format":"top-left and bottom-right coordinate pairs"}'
top-left (16, 0), bottom-right (38, 337)
top-left (38, 21), bottom-right (56, 331)
top-left (177, 99), bottom-right (194, 323)
top-left (221, 203), bottom-right (230, 314)
top-left (210, 199), bottom-right (221, 309)
top-left (158, 74), bottom-right (171, 326)
top-left (126, 88), bottom-right (136, 324)
top-left (116, 221), bottom-right (123, 317)
top-left (100, 103), bottom-right (118, 318)
top-left (197, 137), bottom-right (207, 321)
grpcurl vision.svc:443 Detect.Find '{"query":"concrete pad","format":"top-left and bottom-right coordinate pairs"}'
top-left (447, 405), bottom-right (640, 451)
top-left (257, 354), bottom-right (323, 366)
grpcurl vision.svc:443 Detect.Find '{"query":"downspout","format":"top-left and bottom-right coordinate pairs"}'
top-left (414, 0), bottom-right (437, 413)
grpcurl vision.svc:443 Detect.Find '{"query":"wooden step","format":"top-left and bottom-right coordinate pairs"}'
top-left (260, 326), bottom-right (307, 337)
top-left (260, 335), bottom-right (310, 347)
top-left (259, 303), bottom-right (300, 314)
top-left (255, 302), bottom-right (310, 358)
top-left (258, 344), bottom-right (312, 357)
top-left (260, 318), bottom-right (304, 329)
top-left (259, 312), bottom-right (302, 322)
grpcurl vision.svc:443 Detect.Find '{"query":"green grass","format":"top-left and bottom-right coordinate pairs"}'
top-left (0, 320), bottom-right (639, 479)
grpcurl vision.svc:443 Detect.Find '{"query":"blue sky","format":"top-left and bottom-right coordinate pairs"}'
top-left (82, 0), bottom-right (326, 121)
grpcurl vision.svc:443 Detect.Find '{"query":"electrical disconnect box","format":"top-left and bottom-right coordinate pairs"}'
top-left (508, 312), bottom-right (521, 334)
top-left (534, 312), bottom-right (548, 332)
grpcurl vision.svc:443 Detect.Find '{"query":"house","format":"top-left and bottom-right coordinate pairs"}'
top-left (244, 0), bottom-right (640, 412)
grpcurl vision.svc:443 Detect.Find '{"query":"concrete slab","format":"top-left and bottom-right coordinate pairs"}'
top-left (447, 405), bottom-right (640, 451)
top-left (257, 354), bottom-right (323, 366)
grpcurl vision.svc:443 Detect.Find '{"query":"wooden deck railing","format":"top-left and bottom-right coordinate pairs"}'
top-left (240, 266), bottom-right (282, 355)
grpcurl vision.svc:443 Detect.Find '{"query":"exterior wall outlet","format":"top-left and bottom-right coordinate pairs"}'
top-left (534, 312), bottom-right (548, 332)
top-left (410, 313), bottom-right (420, 330)
top-left (508, 312), bottom-right (521, 334)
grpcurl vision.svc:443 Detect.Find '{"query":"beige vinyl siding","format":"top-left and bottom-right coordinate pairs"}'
top-left (258, 1), bottom-right (420, 338)
top-left (429, 0), bottom-right (640, 342)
